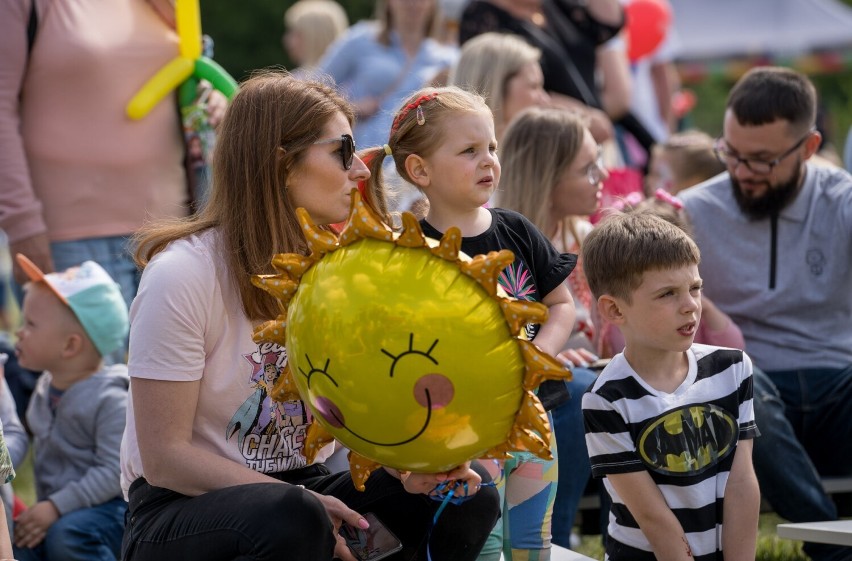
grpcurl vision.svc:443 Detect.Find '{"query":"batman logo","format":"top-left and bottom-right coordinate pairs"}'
top-left (637, 404), bottom-right (737, 476)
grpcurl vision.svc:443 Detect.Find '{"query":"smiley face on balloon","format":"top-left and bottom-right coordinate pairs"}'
top-left (253, 192), bottom-right (571, 490)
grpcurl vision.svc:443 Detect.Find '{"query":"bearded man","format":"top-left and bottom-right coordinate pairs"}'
top-left (680, 66), bottom-right (852, 561)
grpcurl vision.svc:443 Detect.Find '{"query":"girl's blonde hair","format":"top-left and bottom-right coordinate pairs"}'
top-left (450, 33), bottom-right (542, 131)
top-left (658, 129), bottom-right (726, 193)
top-left (134, 70), bottom-right (387, 321)
top-left (362, 86), bottom-right (492, 195)
top-left (497, 107), bottom-right (588, 239)
top-left (284, 0), bottom-right (349, 67)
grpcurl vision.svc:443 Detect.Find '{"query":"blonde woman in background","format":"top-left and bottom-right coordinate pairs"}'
top-left (450, 32), bottom-right (549, 142)
top-left (317, 0), bottom-right (457, 148)
top-left (498, 107), bottom-right (608, 551)
top-left (283, 0), bottom-right (349, 74)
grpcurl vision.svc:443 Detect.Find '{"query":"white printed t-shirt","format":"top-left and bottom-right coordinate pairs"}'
top-left (120, 230), bottom-right (332, 497)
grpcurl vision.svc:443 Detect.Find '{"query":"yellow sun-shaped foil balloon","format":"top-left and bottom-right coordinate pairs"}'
top-left (252, 191), bottom-right (571, 490)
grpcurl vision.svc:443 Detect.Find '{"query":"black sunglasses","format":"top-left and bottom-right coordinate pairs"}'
top-left (312, 134), bottom-right (355, 170)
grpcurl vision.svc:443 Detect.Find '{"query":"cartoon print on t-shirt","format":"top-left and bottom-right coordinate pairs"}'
top-left (226, 342), bottom-right (311, 471)
top-left (499, 259), bottom-right (539, 339)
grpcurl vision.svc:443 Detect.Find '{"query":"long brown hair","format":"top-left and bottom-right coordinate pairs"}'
top-left (134, 70), bottom-right (360, 321)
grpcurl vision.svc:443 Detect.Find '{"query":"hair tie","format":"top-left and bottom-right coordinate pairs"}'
top-left (610, 191), bottom-right (644, 211)
top-left (383, 144), bottom-right (393, 156)
top-left (654, 188), bottom-right (684, 210)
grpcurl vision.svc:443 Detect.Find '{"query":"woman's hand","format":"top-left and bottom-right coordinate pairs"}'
top-left (307, 490), bottom-right (368, 561)
top-left (400, 461), bottom-right (483, 497)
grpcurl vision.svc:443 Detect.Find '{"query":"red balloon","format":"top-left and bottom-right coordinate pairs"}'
top-left (625, 0), bottom-right (672, 62)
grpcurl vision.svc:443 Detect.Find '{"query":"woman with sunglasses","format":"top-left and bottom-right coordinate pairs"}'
top-left (119, 70), bottom-right (499, 561)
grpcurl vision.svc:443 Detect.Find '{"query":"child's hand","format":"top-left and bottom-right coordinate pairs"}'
top-left (400, 461), bottom-right (483, 497)
top-left (13, 500), bottom-right (59, 549)
top-left (557, 348), bottom-right (599, 368)
top-left (205, 88), bottom-right (228, 127)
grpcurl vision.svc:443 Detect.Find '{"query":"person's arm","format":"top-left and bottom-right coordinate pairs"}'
top-left (534, 282), bottom-right (575, 357)
top-left (697, 297), bottom-right (745, 349)
top-left (317, 25), bottom-right (380, 118)
top-left (649, 60), bottom-right (679, 136)
top-left (0, 495), bottom-right (11, 559)
top-left (0, 0), bottom-right (53, 283)
top-left (721, 439), bottom-right (759, 561)
top-left (0, 379), bottom-right (28, 468)
top-left (597, 37), bottom-right (632, 120)
top-left (583, 0), bottom-right (624, 27)
top-left (316, 24), bottom-right (359, 87)
top-left (47, 383), bottom-right (127, 513)
top-left (607, 471), bottom-right (695, 561)
top-left (135, 377), bottom-right (292, 494)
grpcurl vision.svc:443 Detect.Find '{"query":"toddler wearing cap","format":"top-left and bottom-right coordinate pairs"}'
top-left (12, 254), bottom-right (129, 561)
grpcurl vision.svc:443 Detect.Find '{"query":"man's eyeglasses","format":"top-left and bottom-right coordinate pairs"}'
top-left (313, 134), bottom-right (355, 170)
top-left (714, 130), bottom-right (813, 175)
top-left (585, 145), bottom-right (605, 185)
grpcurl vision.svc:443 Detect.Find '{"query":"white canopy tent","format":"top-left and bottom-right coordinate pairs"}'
top-left (669, 0), bottom-right (852, 61)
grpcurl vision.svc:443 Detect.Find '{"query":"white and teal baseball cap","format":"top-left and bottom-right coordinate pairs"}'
top-left (16, 254), bottom-right (129, 357)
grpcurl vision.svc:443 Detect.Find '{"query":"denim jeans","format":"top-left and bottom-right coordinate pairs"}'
top-left (752, 366), bottom-right (852, 561)
top-left (50, 235), bottom-right (140, 312)
top-left (122, 462), bottom-right (501, 561)
top-left (13, 498), bottom-right (127, 561)
top-left (550, 368), bottom-right (597, 549)
top-left (12, 235), bottom-right (139, 312)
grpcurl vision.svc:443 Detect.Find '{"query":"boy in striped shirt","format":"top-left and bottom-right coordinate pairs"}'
top-left (580, 212), bottom-right (760, 561)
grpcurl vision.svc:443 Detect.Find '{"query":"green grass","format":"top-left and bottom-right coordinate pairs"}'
top-left (572, 513), bottom-right (808, 560)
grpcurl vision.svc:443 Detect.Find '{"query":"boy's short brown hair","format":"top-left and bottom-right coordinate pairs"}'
top-left (582, 212), bottom-right (701, 302)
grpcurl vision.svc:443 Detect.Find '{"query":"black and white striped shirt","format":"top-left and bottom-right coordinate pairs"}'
top-left (583, 345), bottom-right (758, 560)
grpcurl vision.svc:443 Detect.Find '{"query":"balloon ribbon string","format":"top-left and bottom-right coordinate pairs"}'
top-left (425, 478), bottom-right (498, 561)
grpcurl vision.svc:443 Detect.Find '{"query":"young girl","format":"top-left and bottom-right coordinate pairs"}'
top-left (363, 86), bottom-right (576, 561)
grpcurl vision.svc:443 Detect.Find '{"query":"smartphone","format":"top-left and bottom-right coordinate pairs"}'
top-left (338, 512), bottom-right (402, 561)
top-left (587, 358), bottom-right (612, 372)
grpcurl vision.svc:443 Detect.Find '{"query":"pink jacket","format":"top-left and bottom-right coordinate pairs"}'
top-left (0, 0), bottom-right (187, 244)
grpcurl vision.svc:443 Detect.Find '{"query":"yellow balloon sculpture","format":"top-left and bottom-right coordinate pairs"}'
top-left (252, 192), bottom-right (571, 490)
top-left (126, 0), bottom-right (237, 120)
